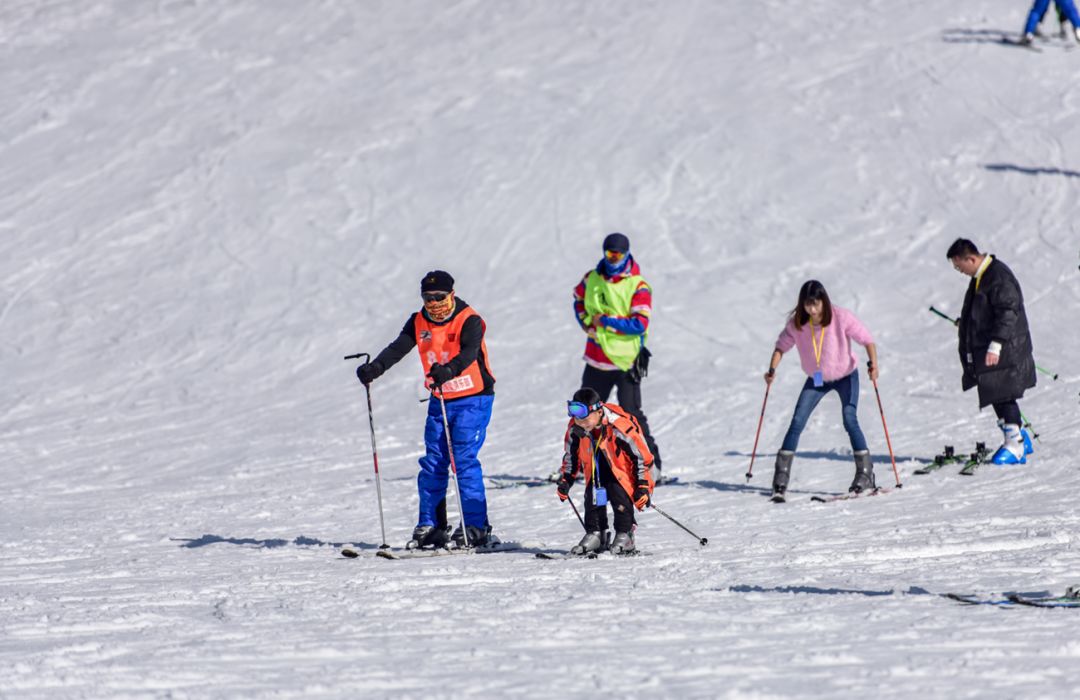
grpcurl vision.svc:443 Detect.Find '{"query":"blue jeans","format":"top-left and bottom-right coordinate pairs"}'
top-left (418, 394), bottom-right (493, 529)
top-left (780, 371), bottom-right (868, 453)
top-left (1026, 0), bottom-right (1080, 33)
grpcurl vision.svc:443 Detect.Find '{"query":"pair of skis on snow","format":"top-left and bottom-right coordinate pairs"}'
top-left (770, 487), bottom-right (892, 504)
top-left (914, 442), bottom-right (990, 476)
top-left (946, 589), bottom-right (1080, 608)
top-left (340, 541), bottom-right (648, 560)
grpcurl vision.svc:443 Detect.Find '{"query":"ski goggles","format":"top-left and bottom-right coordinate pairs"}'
top-left (422, 291), bottom-right (451, 303)
top-left (567, 400), bottom-right (603, 419)
top-left (603, 249), bottom-right (626, 263)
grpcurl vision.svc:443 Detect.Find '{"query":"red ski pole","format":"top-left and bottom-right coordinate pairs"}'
top-left (745, 379), bottom-right (772, 482)
top-left (868, 362), bottom-right (902, 488)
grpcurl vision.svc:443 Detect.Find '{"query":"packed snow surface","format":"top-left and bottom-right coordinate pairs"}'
top-left (3, 0), bottom-right (1080, 697)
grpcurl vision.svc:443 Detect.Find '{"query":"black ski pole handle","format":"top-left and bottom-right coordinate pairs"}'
top-left (345, 352), bottom-right (372, 363)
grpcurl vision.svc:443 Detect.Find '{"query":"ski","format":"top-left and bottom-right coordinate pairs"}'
top-left (770, 493), bottom-right (786, 504)
top-left (945, 591), bottom-right (1080, 608)
top-left (535, 550), bottom-right (648, 560)
top-left (1007, 594), bottom-right (1080, 609)
top-left (811, 487), bottom-right (891, 503)
top-left (483, 477), bottom-right (549, 490)
top-left (341, 541), bottom-right (526, 560)
top-left (999, 37), bottom-right (1043, 52)
top-left (958, 443), bottom-right (991, 476)
top-left (914, 445), bottom-right (961, 475)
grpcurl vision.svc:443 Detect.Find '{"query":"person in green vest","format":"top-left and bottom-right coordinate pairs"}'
top-left (571, 233), bottom-right (664, 482)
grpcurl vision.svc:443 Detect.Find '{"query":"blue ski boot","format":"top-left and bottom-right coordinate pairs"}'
top-left (991, 423), bottom-right (1026, 466)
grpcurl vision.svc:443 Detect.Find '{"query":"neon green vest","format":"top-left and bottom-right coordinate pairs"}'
top-left (583, 270), bottom-right (647, 371)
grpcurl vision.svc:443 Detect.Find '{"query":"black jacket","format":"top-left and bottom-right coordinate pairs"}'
top-left (371, 299), bottom-right (495, 397)
top-left (957, 256), bottom-right (1035, 407)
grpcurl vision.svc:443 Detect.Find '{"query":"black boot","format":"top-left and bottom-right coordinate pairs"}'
top-left (771, 450), bottom-right (794, 503)
top-left (849, 451), bottom-right (876, 493)
top-left (407, 525), bottom-right (451, 550)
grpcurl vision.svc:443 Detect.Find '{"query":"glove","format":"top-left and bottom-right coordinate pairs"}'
top-left (356, 361), bottom-right (384, 385)
top-left (427, 363), bottom-right (454, 387)
top-left (633, 483), bottom-right (651, 510)
top-left (556, 476), bottom-right (573, 502)
top-left (569, 424), bottom-right (588, 439)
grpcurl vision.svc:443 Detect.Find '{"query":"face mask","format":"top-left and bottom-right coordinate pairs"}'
top-left (423, 292), bottom-right (454, 321)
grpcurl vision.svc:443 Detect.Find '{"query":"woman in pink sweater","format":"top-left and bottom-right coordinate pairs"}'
top-left (764, 280), bottom-right (879, 502)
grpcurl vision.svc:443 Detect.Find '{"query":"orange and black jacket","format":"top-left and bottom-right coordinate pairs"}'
top-left (371, 299), bottom-right (495, 397)
top-left (559, 403), bottom-right (654, 498)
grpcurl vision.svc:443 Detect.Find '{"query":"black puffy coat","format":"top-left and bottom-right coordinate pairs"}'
top-left (957, 256), bottom-right (1036, 407)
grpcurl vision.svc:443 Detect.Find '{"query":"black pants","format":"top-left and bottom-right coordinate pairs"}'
top-left (992, 400), bottom-right (1022, 426)
top-left (581, 364), bottom-right (662, 471)
top-left (583, 466), bottom-right (635, 534)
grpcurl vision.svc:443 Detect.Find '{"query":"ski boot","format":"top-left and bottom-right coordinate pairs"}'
top-left (770, 450), bottom-right (794, 503)
top-left (406, 524), bottom-right (451, 550)
top-left (1020, 427), bottom-right (1034, 456)
top-left (991, 422), bottom-right (1026, 465)
top-left (570, 531), bottom-right (605, 556)
top-left (451, 524), bottom-right (499, 549)
top-left (848, 451), bottom-right (876, 494)
top-left (609, 531), bottom-right (635, 555)
top-left (1019, 31), bottom-right (1035, 45)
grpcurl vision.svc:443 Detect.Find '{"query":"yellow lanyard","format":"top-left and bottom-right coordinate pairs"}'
top-left (809, 322), bottom-right (825, 368)
top-left (974, 255), bottom-right (993, 292)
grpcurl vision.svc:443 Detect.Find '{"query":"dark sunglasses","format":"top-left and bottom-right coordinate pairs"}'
top-left (567, 400), bottom-right (602, 419)
top-left (422, 291), bottom-right (451, 303)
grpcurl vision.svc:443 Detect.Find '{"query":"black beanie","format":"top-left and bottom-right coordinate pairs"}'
top-left (572, 387), bottom-right (602, 406)
top-left (421, 270), bottom-right (454, 293)
top-left (602, 232), bottom-right (630, 253)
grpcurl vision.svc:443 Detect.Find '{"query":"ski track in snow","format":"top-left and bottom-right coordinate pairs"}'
top-left (2, 0), bottom-right (1080, 697)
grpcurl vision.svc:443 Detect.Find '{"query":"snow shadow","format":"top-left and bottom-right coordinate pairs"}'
top-left (727, 584), bottom-right (934, 597)
top-left (940, 28), bottom-right (1014, 45)
top-left (983, 163), bottom-right (1080, 178)
top-left (172, 534), bottom-right (376, 550)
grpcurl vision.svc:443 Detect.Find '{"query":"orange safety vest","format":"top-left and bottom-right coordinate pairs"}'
top-left (414, 306), bottom-right (494, 400)
top-left (563, 403), bottom-right (654, 498)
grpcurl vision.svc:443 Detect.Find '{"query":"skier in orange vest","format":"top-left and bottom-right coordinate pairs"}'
top-left (555, 387), bottom-right (654, 555)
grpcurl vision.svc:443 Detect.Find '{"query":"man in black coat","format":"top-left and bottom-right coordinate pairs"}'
top-left (946, 238), bottom-right (1036, 465)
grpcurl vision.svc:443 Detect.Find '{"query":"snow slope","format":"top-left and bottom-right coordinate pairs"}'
top-left (2, 0), bottom-right (1080, 697)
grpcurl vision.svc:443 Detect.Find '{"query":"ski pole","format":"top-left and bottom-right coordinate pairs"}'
top-left (745, 380), bottom-right (772, 482)
top-left (567, 497), bottom-right (586, 531)
top-left (1020, 411), bottom-right (1040, 442)
top-left (344, 352), bottom-right (389, 549)
top-left (929, 308), bottom-right (1058, 380)
top-left (1035, 364), bottom-right (1059, 381)
top-left (648, 503), bottom-right (708, 546)
top-left (435, 386), bottom-right (471, 548)
top-left (868, 362), bottom-right (902, 488)
top-left (928, 306), bottom-right (959, 326)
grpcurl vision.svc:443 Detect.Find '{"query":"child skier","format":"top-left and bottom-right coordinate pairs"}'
top-left (764, 280), bottom-right (880, 502)
top-left (555, 388), bottom-right (654, 555)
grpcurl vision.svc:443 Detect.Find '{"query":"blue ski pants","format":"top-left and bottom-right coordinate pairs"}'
top-left (780, 371), bottom-right (869, 453)
top-left (1025, 0), bottom-right (1080, 33)
top-left (417, 394), bottom-right (493, 529)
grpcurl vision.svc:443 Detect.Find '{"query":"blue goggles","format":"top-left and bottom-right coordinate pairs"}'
top-left (567, 400), bottom-right (602, 419)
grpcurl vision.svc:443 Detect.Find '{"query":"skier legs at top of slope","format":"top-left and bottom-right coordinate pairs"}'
top-left (355, 270), bottom-right (499, 549)
top-left (571, 232), bottom-right (665, 483)
top-left (764, 281), bottom-right (880, 501)
top-left (555, 387), bottom-right (654, 555)
top-left (946, 239), bottom-right (1036, 466)
top-left (1021, 0), bottom-right (1080, 44)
